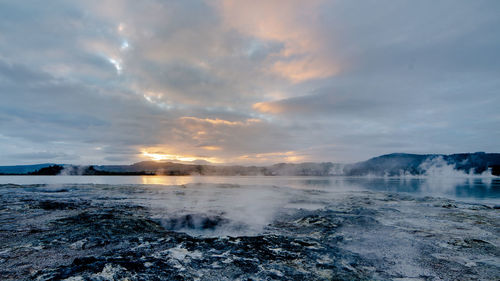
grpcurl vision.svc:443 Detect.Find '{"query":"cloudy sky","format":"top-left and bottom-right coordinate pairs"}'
top-left (0, 0), bottom-right (499, 165)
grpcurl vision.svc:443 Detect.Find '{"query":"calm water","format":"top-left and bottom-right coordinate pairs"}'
top-left (1, 175), bottom-right (498, 204)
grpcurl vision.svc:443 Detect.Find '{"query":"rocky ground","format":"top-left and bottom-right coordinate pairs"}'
top-left (0, 183), bottom-right (498, 280)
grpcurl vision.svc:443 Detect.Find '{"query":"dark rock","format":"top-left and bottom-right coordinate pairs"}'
top-left (162, 214), bottom-right (229, 231)
top-left (442, 203), bottom-right (457, 208)
top-left (38, 200), bottom-right (78, 210)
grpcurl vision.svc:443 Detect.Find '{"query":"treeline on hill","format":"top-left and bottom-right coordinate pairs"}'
top-left (94, 162), bottom-right (338, 176)
top-left (27, 165), bottom-right (155, 176)
top-left (22, 162), bottom-right (338, 176)
top-left (492, 165), bottom-right (500, 176)
top-left (29, 165), bottom-right (64, 175)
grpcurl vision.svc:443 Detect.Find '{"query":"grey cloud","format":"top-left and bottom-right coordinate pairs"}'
top-left (103, 155), bottom-right (133, 163)
top-left (0, 60), bottom-right (53, 83)
top-left (0, 106), bottom-right (107, 129)
top-left (9, 152), bottom-right (80, 161)
top-left (0, 0), bottom-right (498, 164)
top-left (254, 91), bottom-right (391, 117)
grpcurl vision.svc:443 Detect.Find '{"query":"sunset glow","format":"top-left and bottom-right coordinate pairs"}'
top-left (141, 151), bottom-right (221, 164)
top-left (141, 152), bottom-right (194, 162)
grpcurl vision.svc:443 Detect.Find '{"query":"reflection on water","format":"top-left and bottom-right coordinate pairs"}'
top-left (346, 177), bottom-right (500, 201)
top-left (0, 175), bottom-right (498, 203)
top-left (140, 175), bottom-right (195, 186)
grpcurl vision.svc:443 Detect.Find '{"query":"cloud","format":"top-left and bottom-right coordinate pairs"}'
top-left (216, 0), bottom-right (338, 82)
top-left (253, 92), bottom-right (387, 116)
top-left (8, 152), bottom-right (80, 161)
top-left (0, 0), bottom-right (499, 165)
top-left (179, 117), bottom-right (262, 126)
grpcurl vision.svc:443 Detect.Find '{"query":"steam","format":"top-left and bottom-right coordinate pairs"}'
top-left (59, 165), bottom-right (88, 176)
top-left (418, 156), bottom-right (493, 178)
top-left (140, 183), bottom-right (298, 237)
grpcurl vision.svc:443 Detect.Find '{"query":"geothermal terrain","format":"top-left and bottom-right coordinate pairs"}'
top-left (0, 177), bottom-right (498, 280)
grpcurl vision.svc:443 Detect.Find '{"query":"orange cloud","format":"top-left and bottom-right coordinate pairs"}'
top-left (199, 145), bottom-right (222, 151)
top-left (216, 0), bottom-right (338, 83)
top-left (179, 117), bottom-right (262, 126)
top-left (252, 101), bottom-right (284, 114)
top-left (218, 0), bottom-right (321, 50)
top-left (273, 57), bottom-right (339, 83)
top-left (237, 150), bottom-right (305, 163)
top-left (141, 150), bottom-right (222, 163)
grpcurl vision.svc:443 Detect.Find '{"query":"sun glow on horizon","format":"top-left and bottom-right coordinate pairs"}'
top-left (141, 151), bottom-right (221, 163)
top-left (140, 148), bottom-right (310, 165)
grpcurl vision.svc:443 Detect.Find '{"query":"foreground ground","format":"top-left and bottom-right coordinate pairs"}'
top-left (0, 183), bottom-right (498, 280)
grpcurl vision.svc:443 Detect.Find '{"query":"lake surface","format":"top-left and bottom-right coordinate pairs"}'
top-left (1, 175), bottom-right (498, 203)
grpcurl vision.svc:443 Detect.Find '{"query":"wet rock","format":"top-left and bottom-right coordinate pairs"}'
top-left (442, 203), bottom-right (457, 208)
top-left (162, 214), bottom-right (229, 231)
top-left (38, 200), bottom-right (78, 210)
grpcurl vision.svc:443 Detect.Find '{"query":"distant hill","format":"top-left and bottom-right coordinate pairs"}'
top-left (1, 152), bottom-right (499, 176)
top-left (0, 163), bottom-right (55, 175)
top-left (343, 152), bottom-right (500, 176)
top-left (93, 161), bottom-right (340, 176)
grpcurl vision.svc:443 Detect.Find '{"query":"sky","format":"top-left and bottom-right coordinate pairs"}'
top-left (0, 0), bottom-right (499, 165)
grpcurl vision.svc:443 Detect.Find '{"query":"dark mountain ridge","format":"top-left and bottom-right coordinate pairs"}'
top-left (0, 163), bottom-right (56, 175)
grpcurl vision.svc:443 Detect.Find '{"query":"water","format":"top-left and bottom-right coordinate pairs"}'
top-left (1, 175), bottom-right (498, 237)
top-left (0, 175), bottom-right (498, 203)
